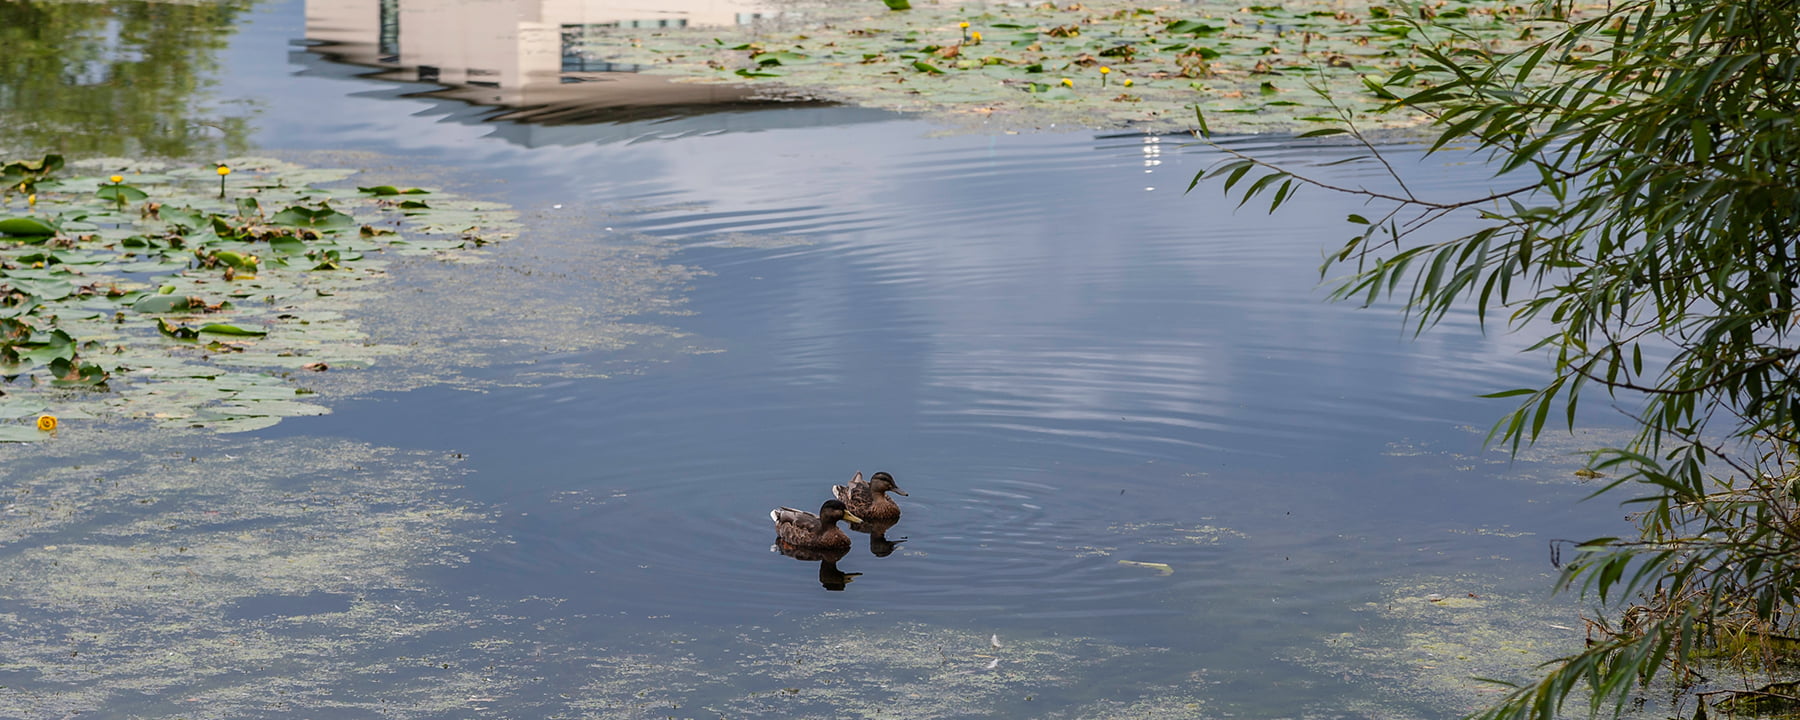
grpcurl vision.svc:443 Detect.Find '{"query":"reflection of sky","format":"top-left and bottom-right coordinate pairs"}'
top-left (585, 126), bottom-right (1565, 457)
top-left (213, 0), bottom-right (1640, 662)
top-left (228, 0), bottom-right (1612, 466)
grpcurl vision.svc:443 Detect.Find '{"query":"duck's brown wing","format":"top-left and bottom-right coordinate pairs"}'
top-left (834, 481), bottom-right (878, 510)
top-left (831, 472), bottom-right (865, 507)
top-left (772, 507), bottom-right (825, 546)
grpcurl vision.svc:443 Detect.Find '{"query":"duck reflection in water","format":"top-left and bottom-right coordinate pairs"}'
top-left (832, 471), bottom-right (909, 556)
top-left (771, 499), bottom-right (864, 591)
top-left (772, 541), bottom-right (863, 591)
top-left (847, 516), bottom-right (906, 557)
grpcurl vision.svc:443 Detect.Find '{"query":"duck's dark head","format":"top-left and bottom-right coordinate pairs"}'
top-left (820, 498), bottom-right (864, 524)
top-left (870, 471), bottom-right (908, 496)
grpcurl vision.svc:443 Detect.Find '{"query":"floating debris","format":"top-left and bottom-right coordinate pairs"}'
top-left (1117, 560), bottom-right (1175, 575)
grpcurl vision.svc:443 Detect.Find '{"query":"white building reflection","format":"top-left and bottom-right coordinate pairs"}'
top-left (302, 0), bottom-right (845, 128)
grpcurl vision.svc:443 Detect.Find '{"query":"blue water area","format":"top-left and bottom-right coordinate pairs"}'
top-left (3, 0), bottom-right (1640, 715)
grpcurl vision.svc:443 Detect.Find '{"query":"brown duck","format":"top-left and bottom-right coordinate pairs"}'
top-left (831, 471), bottom-right (908, 521)
top-left (770, 499), bottom-right (863, 551)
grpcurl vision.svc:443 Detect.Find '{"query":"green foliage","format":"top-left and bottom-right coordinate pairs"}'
top-left (1195, 0), bottom-right (1800, 716)
top-left (0, 2), bottom-right (254, 159)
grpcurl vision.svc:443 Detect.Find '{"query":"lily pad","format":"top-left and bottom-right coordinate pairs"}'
top-left (573, 0), bottom-right (1579, 133)
top-left (0, 216), bottom-right (60, 237)
top-left (134, 294), bottom-right (195, 313)
top-left (0, 155), bottom-right (517, 432)
top-left (0, 425), bottom-right (48, 442)
top-left (197, 323), bottom-right (268, 336)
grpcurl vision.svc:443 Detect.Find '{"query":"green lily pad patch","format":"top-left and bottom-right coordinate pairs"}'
top-left (577, 0), bottom-right (1595, 133)
top-left (0, 156), bottom-right (519, 438)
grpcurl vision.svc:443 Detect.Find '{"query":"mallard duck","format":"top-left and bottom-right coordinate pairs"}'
top-left (770, 499), bottom-right (862, 551)
top-left (832, 471), bottom-right (908, 521)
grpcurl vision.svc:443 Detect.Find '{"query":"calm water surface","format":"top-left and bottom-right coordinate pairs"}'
top-left (4, 0), bottom-right (1638, 715)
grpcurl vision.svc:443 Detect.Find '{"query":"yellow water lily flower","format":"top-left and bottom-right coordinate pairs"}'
top-left (110, 174), bottom-right (124, 184)
top-left (971, 30), bottom-right (982, 44)
top-left (1124, 79), bottom-right (1134, 87)
top-left (1061, 78), bottom-right (1073, 87)
top-left (36, 415), bottom-right (57, 432)
top-left (217, 165), bottom-right (232, 176)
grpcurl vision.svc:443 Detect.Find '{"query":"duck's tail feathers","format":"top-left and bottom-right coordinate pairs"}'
top-left (830, 485), bottom-right (850, 503)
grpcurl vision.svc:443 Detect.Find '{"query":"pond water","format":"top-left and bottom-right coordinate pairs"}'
top-left (1, 0), bottom-right (1641, 717)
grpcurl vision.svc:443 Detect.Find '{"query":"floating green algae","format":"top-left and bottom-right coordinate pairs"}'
top-left (1286, 576), bottom-right (1588, 718)
top-left (0, 430), bottom-right (501, 718)
top-left (0, 155), bottom-right (520, 438)
top-left (566, 616), bottom-right (1209, 719)
top-left (1383, 425), bottom-right (1638, 485)
top-left (342, 205), bottom-right (707, 392)
top-left (577, 0), bottom-right (1596, 133)
top-left (0, 422), bottom-right (1216, 719)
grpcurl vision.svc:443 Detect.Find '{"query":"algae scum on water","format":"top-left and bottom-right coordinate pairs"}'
top-left (0, 155), bottom-right (519, 439)
top-left (0, 433), bottom-right (498, 718)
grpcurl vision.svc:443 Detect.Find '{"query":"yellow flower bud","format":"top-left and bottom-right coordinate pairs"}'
top-left (1061, 78), bottom-right (1073, 87)
top-left (27, 194), bottom-right (36, 206)
top-left (1124, 78), bottom-right (1134, 87)
top-left (971, 31), bottom-right (983, 43)
top-left (36, 415), bottom-right (57, 432)
top-left (217, 165), bottom-right (232, 176)
top-left (1100, 67), bottom-right (1111, 74)
top-left (959, 21), bottom-right (969, 28)
top-left (110, 175), bottom-right (124, 184)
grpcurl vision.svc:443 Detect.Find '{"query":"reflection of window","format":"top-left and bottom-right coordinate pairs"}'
top-left (378, 0), bottom-right (399, 63)
top-left (560, 23), bottom-right (661, 73)
top-left (619, 19), bottom-right (686, 28)
top-left (417, 65), bottom-right (439, 82)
